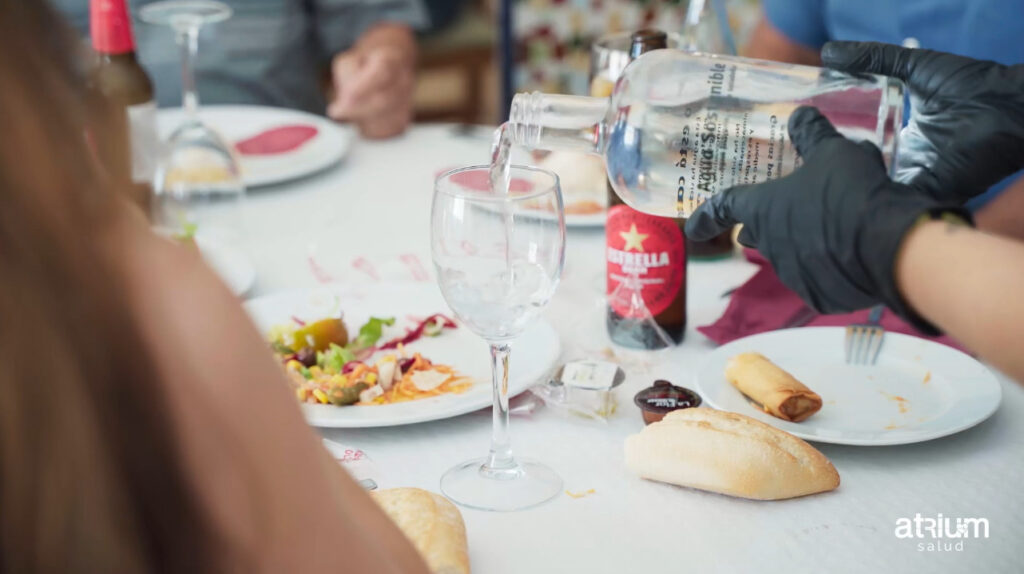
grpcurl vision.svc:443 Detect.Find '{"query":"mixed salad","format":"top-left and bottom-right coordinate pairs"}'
top-left (269, 313), bottom-right (473, 407)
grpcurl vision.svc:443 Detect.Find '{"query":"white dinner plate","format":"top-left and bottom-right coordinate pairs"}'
top-left (693, 328), bottom-right (1002, 446)
top-left (245, 283), bottom-right (562, 427)
top-left (195, 234), bottom-right (255, 297)
top-left (566, 212), bottom-right (606, 227)
top-left (532, 150), bottom-right (607, 227)
top-left (157, 105), bottom-right (354, 188)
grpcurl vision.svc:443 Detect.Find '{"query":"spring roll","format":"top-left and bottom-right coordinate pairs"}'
top-left (725, 352), bottom-right (822, 422)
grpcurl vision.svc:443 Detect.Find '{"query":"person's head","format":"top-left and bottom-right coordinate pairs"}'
top-left (0, 1), bottom-right (211, 572)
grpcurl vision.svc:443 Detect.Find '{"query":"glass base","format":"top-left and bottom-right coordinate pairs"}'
top-left (139, 1), bottom-right (234, 30)
top-left (441, 457), bottom-right (562, 512)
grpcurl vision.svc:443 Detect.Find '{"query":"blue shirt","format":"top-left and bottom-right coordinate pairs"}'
top-left (56, 0), bottom-right (428, 115)
top-left (763, 0), bottom-right (1024, 207)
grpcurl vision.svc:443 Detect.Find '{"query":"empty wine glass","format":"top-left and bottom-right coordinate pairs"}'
top-left (140, 0), bottom-right (244, 241)
top-left (432, 165), bottom-right (566, 512)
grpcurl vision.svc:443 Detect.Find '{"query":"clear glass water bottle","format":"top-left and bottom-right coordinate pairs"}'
top-left (508, 50), bottom-right (904, 217)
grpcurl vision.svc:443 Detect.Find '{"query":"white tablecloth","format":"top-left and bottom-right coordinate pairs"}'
top-left (231, 124), bottom-right (1023, 573)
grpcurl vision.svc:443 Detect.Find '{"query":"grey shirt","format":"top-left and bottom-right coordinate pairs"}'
top-left (57, 0), bottom-right (429, 114)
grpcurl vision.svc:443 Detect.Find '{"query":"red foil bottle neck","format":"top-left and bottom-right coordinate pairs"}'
top-left (91, 0), bottom-right (136, 55)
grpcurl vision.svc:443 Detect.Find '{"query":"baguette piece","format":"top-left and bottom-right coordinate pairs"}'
top-left (725, 352), bottom-right (822, 422)
top-left (370, 488), bottom-right (470, 574)
top-left (624, 408), bottom-right (839, 500)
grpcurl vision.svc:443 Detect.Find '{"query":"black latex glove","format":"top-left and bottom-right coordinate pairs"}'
top-left (685, 107), bottom-right (970, 329)
top-left (822, 41), bottom-right (1024, 202)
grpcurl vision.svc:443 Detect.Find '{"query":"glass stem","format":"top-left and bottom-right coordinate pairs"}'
top-left (484, 343), bottom-right (516, 472)
top-left (681, 0), bottom-right (705, 51)
top-left (179, 25), bottom-right (201, 123)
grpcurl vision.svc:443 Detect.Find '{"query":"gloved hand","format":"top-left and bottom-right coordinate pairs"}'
top-left (822, 41), bottom-right (1024, 203)
top-left (685, 107), bottom-right (970, 329)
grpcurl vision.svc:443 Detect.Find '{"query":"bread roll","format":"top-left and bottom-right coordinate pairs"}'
top-left (624, 408), bottom-right (839, 500)
top-left (725, 352), bottom-right (822, 422)
top-left (370, 488), bottom-right (470, 574)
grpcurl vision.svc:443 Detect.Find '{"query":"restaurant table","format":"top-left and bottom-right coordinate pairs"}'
top-left (228, 123), bottom-right (1023, 573)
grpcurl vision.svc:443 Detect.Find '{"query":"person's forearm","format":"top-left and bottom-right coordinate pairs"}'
top-left (896, 221), bottom-right (1024, 382)
top-left (355, 22), bottom-right (416, 56)
top-left (974, 176), bottom-right (1024, 242)
top-left (742, 17), bottom-right (821, 65)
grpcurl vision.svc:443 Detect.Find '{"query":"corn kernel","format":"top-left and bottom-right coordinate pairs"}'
top-left (295, 388), bottom-right (308, 402)
top-left (309, 366), bottom-right (323, 377)
top-left (286, 360), bottom-right (303, 371)
top-left (365, 373), bottom-right (378, 384)
top-left (312, 389), bottom-right (330, 404)
top-left (330, 374), bottom-right (350, 387)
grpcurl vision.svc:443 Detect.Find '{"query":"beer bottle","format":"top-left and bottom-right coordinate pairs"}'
top-left (605, 29), bottom-right (687, 348)
top-left (89, 0), bottom-right (158, 211)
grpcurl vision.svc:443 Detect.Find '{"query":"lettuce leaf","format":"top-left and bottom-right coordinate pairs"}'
top-left (270, 340), bottom-right (294, 355)
top-left (352, 316), bottom-right (395, 350)
top-left (318, 343), bottom-right (356, 374)
top-left (311, 317), bottom-right (394, 374)
top-left (172, 222), bottom-right (198, 242)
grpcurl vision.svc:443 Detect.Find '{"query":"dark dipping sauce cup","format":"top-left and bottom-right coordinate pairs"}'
top-left (634, 380), bottom-right (702, 425)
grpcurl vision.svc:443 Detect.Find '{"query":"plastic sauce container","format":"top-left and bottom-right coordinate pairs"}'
top-left (634, 380), bottom-right (702, 425)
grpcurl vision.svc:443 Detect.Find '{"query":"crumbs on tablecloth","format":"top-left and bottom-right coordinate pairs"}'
top-left (884, 423), bottom-right (903, 430)
top-left (566, 489), bottom-right (596, 499)
top-left (923, 371), bottom-right (931, 385)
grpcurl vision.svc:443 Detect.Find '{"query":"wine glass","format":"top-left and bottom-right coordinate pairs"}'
top-left (432, 165), bottom-right (566, 511)
top-left (140, 1), bottom-right (245, 242)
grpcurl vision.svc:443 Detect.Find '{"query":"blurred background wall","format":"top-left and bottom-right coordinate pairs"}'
top-left (412, 0), bottom-right (762, 124)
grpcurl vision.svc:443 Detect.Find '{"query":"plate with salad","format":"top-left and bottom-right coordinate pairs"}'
top-left (245, 283), bottom-right (561, 427)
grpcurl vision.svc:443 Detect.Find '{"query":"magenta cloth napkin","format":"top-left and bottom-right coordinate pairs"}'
top-left (699, 250), bottom-right (966, 351)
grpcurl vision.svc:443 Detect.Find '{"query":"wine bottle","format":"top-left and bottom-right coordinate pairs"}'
top-left (507, 49), bottom-right (904, 217)
top-left (89, 0), bottom-right (158, 212)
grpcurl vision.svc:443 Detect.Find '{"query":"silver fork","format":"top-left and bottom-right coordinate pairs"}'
top-left (845, 305), bottom-right (886, 365)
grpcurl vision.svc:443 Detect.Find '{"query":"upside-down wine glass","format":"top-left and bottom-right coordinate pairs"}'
top-left (140, 0), bottom-right (245, 241)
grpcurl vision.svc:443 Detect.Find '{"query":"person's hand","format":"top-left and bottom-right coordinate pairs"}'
top-left (822, 41), bottom-right (1024, 203)
top-left (328, 24), bottom-right (417, 139)
top-left (685, 106), bottom-right (969, 329)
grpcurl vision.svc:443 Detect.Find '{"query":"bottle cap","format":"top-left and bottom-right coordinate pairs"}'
top-left (629, 29), bottom-right (668, 59)
top-left (91, 0), bottom-right (136, 55)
